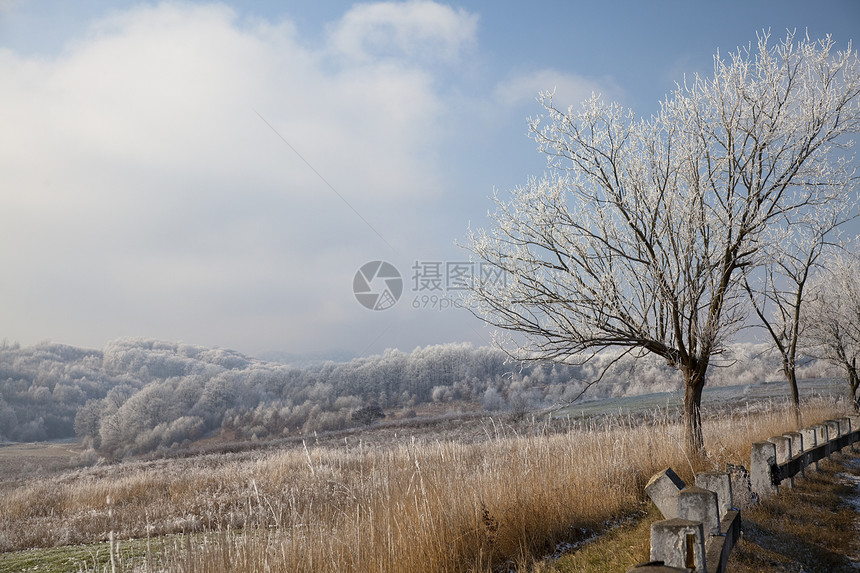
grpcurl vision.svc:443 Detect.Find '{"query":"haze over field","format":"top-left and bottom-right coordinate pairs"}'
top-left (1, 1), bottom-right (858, 358)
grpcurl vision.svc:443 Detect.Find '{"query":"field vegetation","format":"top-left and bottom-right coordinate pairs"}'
top-left (0, 394), bottom-right (850, 572)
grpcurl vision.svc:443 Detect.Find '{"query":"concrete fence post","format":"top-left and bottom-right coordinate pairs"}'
top-left (751, 441), bottom-right (777, 498)
top-left (644, 468), bottom-right (686, 519)
top-left (650, 518), bottom-right (706, 571)
top-left (768, 435), bottom-right (792, 463)
top-left (695, 472), bottom-right (733, 516)
top-left (641, 468), bottom-right (744, 572)
top-left (677, 486), bottom-right (721, 537)
top-left (799, 427), bottom-right (816, 451)
top-left (800, 427), bottom-right (818, 469)
top-left (850, 416), bottom-right (860, 452)
top-left (784, 431), bottom-right (804, 477)
top-left (825, 420), bottom-right (841, 456)
top-left (838, 419), bottom-right (852, 453)
top-left (784, 432), bottom-right (803, 457)
top-left (812, 423), bottom-right (829, 462)
top-left (838, 418), bottom-right (851, 443)
top-left (768, 435), bottom-right (793, 488)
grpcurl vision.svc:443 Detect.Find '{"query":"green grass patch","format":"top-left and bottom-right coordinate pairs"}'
top-left (0, 535), bottom-right (176, 573)
top-left (531, 503), bottom-right (657, 573)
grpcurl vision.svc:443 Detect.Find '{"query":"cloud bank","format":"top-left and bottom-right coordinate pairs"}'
top-left (0, 1), bottom-right (619, 355)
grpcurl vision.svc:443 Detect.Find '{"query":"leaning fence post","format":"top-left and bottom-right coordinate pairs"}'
top-left (751, 441), bottom-right (777, 498)
top-left (644, 468), bottom-right (686, 519)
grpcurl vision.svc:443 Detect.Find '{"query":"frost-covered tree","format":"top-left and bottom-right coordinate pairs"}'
top-left (468, 32), bottom-right (860, 455)
top-left (803, 253), bottom-right (860, 411)
top-left (744, 206), bottom-right (854, 424)
top-left (0, 398), bottom-right (18, 440)
top-left (73, 399), bottom-right (103, 446)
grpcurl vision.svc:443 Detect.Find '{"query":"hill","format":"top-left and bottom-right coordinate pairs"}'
top-left (0, 337), bottom-right (837, 458)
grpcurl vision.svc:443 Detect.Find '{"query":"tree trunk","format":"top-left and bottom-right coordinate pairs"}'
top-left (849, 366), bottom-right (859, 413)
top-left (682, 367), bottom-right (706, 458)
top-left (783, 359), bottom-right (802, 426)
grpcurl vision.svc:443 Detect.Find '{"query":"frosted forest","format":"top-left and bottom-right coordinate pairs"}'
top-left (0, 337), bottom-right (837, 458)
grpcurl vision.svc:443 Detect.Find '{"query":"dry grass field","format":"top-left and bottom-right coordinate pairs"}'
top-left (0, 396), bottom-right (852, 573)
top-left (0, 440), bottom-right (86, 482)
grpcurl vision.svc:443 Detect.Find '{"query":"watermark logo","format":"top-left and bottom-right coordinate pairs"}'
top-left (353, 261), bottom-right (403, 311)
top-left (354, 260), bottom-right (506, 311)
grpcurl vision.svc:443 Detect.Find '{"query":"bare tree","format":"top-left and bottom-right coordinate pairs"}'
top-left (468, 32), bottom-right (860, 455)
top-left (743, 206), bottom-right (854, 425)
top-left (803, 253), bottom-right (860, 411)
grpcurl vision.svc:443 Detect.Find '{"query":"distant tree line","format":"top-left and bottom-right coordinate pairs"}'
top-left (0, 337), bottom-right (835, 457)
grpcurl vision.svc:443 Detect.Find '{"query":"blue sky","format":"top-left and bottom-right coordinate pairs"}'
top-left (1, 0), bottom-right (858, 358)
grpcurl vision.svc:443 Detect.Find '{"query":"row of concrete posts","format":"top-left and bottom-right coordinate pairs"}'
top-left (751, 415), bottom-right (859, 498)
top-left (632, 467), bottom-right (740, 572)
top-left (626, 414), bottom-right (860, 573)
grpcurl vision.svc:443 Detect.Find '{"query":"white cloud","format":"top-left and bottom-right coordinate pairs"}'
top-left (0, 2), bottom-right (481, 353)
top-left (326, 0), bottom-right (478, 64)
top-left (0, 3), bottom-right (449, 203)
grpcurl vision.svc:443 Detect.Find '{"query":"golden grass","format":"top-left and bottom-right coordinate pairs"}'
top-left (0, 397), bottom-right (850, 572)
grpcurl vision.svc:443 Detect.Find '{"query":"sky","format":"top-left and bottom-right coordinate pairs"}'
top-left (0, 0), bottom-right (858, 359)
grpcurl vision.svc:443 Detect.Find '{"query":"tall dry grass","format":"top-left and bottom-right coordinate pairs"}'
top-left (0, 397), bottom-right (849, 572)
